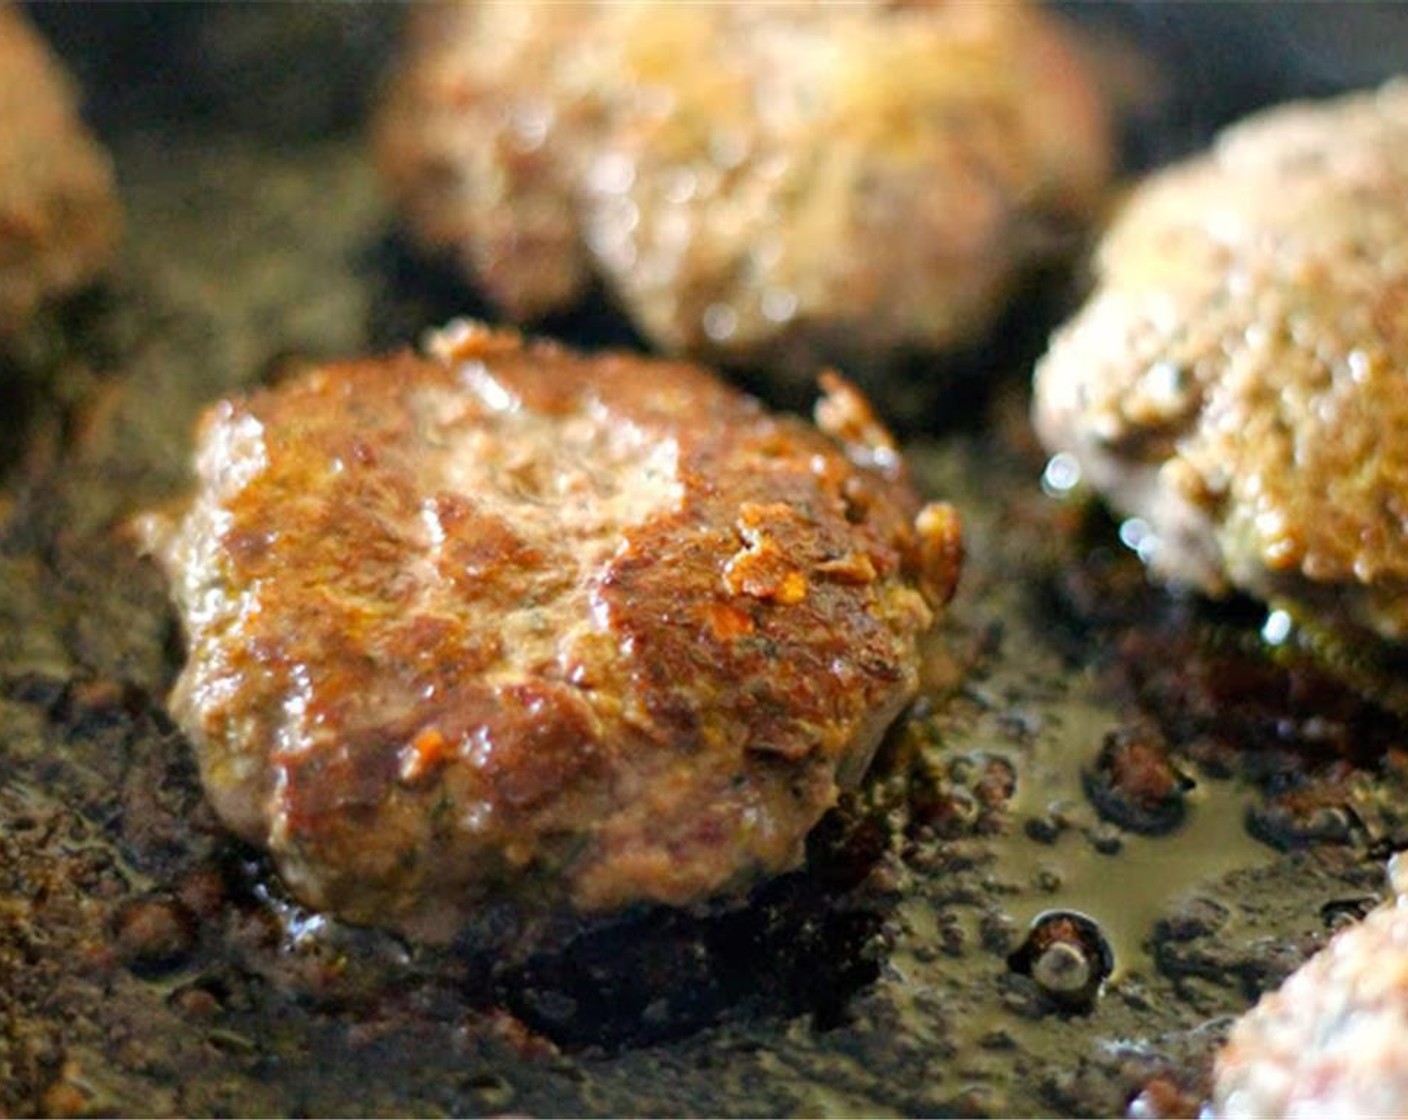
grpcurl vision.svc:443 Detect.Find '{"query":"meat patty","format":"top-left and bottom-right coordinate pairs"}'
top-left (1213, 861), bottom-right (1408, 1119)
top-left (0, 3), bottom-right (119, 340)
top-left (138, 320), bottom-right (961, 945)
top-left (1034, 82), bottom-right (1408, 641)
top-left (376, 1), bottom-right (1110, 393)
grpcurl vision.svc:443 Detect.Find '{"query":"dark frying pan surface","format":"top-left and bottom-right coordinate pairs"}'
top-left (4, 5), bottom-right (1408, 1116)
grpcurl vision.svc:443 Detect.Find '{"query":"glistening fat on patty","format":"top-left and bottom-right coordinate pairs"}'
top-left (138, 320), bottom-right (961, 945)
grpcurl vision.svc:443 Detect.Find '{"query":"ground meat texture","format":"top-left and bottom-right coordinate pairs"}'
top-left (0, 3), bottom-right (119, 339)
top-left (1214, 866), bottom-right (1408, 1118)
top-left (1034, 82), bottom-right (1408, 642)
top-left (376, 1), bottom-right (1110, 389)
top-left (138, 320), bottom-right (960, 946)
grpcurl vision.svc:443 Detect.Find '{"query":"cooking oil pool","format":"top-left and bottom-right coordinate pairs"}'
top-left (957, 676), bottom-right (1278, 981)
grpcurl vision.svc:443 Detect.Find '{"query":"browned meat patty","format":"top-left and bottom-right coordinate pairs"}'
top-left (1034, 82), bottom-right (1408, 641)
top-left (138, 320), bottom-right (961, 945)
top-left (1213, 860), bottom-right (1408, 1118)
top-left (0, 3), bottom-right (119, 339)
top-left (376, 1), bottom-right (1111, 388)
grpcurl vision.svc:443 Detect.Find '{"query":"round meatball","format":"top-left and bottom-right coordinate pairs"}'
top-left (1034, 82), bottom-right (1408, 641)
top-left (139, 320), bottom-right (961, 945)
top-left (1214, 867), bottom-right (1408, 1118)
top-left (376, 1), bottom-right (1111, 390)
top-left (0, 3), bottom-right (119, 339)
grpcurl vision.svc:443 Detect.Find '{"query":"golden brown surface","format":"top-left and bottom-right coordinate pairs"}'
top-left (376, 0), bottom-right (1110, 382)
top-left (139, 320), bottom-right (959, 944)
top-left (0, 3), bottom-right (119, 339)
top-left (1034, 81), bottom-right (1408, 640)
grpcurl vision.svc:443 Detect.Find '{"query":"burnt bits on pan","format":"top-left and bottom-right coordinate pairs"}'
top-left (136, 319), bottom-right (961, 947)
top-left (1007, 909), bottom-right (1114, 1014)
top-left (375, 1), bottom-right (1111, 404)
top-left (1034, 81), bottom-right (1408, 645)
top-left (0, 2), bottom-right (119, 343)
top-left (1083, 723), bottom-right (1193, 836)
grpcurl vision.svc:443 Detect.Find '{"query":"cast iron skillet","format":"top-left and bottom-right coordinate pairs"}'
top-left (3, 5), bottom-right (1408, 1116)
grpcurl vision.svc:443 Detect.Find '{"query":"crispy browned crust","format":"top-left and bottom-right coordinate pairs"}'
top-left (141, 321), bottom-right (960, 943)
top-left (375, 0), bottom-right (1111, 376)
top-left (0, 3), bottom-right (119, 338)
top-left (1035, 82), bottom-right (1408, 641)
